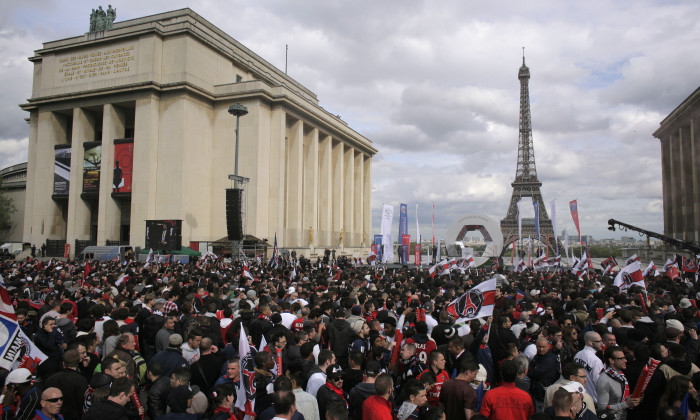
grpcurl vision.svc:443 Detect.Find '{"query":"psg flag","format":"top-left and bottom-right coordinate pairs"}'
top-left (446, 278), bottom-right (496, 320)
top-left (613, 261), bottom-right (645, 291)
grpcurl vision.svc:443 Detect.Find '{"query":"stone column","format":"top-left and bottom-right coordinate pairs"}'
top-left (363, 154), bottom-right (372, 247)
top-left (332, 140), bottom-right (344, 247)
top-left (131, 95), bottom-right (160, 249)
top-left (97, 104), bottom-right (125, 245)
top-left (693, 117), bottom-right (700, 243)
top-left (302, 128), bottom-right (319, 246)
top-left (343, 145), bottom-right (355, 247)
top-left (66, 108), bottom-right (95, 255)
top-left (353, 151), bottom-right (364, 247)
top-left (318, 134), bottom-right (332, 246)
top-left (24, 111), bottom-right (67, 244)
top-left (661, 136), bottom-right (673, 236)
top-left (286, 119), bottom-right (303, 247)
top-left (268, 108), bottom-right (286, 245)
top-left (669, 131), bottom-right (682, 239)
top-left (680, 124), bottom-right (695, 242)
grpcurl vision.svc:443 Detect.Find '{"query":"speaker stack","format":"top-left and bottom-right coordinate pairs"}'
top-left (226, 188), bottom-right (243, 240)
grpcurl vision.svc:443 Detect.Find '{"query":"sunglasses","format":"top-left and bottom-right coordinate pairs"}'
top-left (44, 397), bottom-right (63, 403)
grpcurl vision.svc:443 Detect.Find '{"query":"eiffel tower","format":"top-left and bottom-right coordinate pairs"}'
top-left (501, 52), bottom-right (554, 252)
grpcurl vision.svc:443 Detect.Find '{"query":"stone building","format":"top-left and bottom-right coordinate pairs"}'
top-left (0, 163), bottom-right (27, 243)
top-left (20, 8), bottom-right (376, 257)
top-left (653, 86), bottom-right (700, 243)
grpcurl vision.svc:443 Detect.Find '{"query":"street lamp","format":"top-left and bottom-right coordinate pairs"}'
top-left (228, 103), bottom-right (248, 187)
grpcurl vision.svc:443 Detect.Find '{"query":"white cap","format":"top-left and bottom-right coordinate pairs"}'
top-left (562, 382), bottom-right (585, 394)
top-left (6, 368), bottom-right (32, 384)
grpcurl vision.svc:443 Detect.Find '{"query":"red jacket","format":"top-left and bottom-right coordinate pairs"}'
top-left (362, 395), bottom-right (392, 420)
top-left (480, 382), bottom-right (534, 420)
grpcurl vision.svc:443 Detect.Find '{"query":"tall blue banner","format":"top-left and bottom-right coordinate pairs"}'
top-left (374, 235), bottom-right (383, 261)
top-left (399, 204), bottom-right (408, 263)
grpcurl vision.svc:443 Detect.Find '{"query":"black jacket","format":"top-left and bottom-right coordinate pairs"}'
top-left (528, 351), bottom-right (560, 400)
top-left (147, 375), bottom-right (171, 420)
top-left (327, 319), bottom-right (353, 363)
top-left (317, 383), bottom-right (348, 420)
top-left (83, 399), bottom-right (129, 420)
top-left (348, 382), bottom-right (376, 420)
top-left (44, 368), bottom-right (89, 420)
top-left (249, 316), bottom-right (273, 347)
top-left (190, 352), bottom-right (225, 392)
top-left (150, 348), bottom-right (189, 377)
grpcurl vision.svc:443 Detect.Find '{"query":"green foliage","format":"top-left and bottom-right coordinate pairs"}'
top-left (0, 177), bottom-right (16, 229)
top-left (588, 245), bottom-right (622, 258)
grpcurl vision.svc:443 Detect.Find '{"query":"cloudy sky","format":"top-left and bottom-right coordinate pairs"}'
top-left (1, 0), bottom-right (698, 245)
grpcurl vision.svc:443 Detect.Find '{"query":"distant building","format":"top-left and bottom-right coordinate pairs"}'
top-left (620, 236), bottom-right (636, 243)
top-left (0, 163), bottom-right (27, 243)
top-left (653, 87), bottom-right (700, 243)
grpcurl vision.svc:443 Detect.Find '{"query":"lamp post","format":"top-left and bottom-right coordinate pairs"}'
top-left (228, 103), bottom-right (248, 188)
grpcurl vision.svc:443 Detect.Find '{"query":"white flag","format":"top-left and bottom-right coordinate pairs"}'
top-left (236, 326), bottom-right (255, 417)
top-left (381, 204), bottom-right (395, 264)
top-left (381, 204), bottom-right (394, 236)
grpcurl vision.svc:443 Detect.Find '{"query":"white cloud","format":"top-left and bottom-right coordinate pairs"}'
top-left (1, 0), bottom-right (694, 241)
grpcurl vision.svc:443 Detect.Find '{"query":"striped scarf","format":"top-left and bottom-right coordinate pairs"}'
top-left (604, 365), bottom-right (629, 401)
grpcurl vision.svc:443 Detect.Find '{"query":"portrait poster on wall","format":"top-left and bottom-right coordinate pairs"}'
top-left (113, 140), bottom-right (134, 193)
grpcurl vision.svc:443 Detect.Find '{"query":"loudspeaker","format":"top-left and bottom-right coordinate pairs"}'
top-left (226, 188), bottom-right (243, 240)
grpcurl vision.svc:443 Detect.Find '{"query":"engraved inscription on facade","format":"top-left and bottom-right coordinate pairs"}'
top-left (57, 44), bottom-right (136, 84)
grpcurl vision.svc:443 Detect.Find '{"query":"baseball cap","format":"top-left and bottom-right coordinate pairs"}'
top-left (169, 333), bottom-right (184, 346)
top-left (562, 382), bottom-right (585, 394)
top-left (366, 361), bottom-right (382, 377)
top-left (326, 364), bottom-right (344, 380)
top-left (667, 319), bottom-right (685, 332)
top-left (6, 368), bottom-right (32, 384)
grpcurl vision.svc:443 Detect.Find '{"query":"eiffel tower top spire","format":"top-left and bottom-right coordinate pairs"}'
top-left (515, 48), bottom-right (537, 182)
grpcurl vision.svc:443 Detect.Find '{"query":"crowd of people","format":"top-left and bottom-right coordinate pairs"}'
top-left (0, 251), bottom-right (698, 420)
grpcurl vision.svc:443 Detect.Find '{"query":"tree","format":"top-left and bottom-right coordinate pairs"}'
top-left (0, 176), bottom-right (16, 230)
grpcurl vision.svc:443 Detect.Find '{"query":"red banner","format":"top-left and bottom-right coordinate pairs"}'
top-left (414, 244), bottom-right (421, 266)
top-left (64, 243), bottom-right (70, 259)
top-left (569, 200), bottom-right (581, 242)
top-left (113, 141), bottom-right (134, 193)
top-left (401, 234), bottom-right (411, 263)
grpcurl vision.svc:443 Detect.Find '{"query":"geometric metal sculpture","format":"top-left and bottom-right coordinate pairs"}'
top-left (501, 52), bottom-right (554, 251)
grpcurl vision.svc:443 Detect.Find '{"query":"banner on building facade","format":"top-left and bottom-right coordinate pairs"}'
top-left (53, 145), bottom-right (71, 195)
top-left (113, 140), bottom-right (134, 193)
top-left (82, 142), bottom-right (102, 194)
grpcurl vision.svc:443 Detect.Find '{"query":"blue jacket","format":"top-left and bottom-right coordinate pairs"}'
top-left (150, 348), bottom-right (188, 377)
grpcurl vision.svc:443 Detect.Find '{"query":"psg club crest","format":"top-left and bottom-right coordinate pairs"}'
top-left (453, 288), bottom-right (485, 319)
top-left (240, 351), bottom-right (256, 399)
top-left (621, 272), bottom-right (634, 286)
